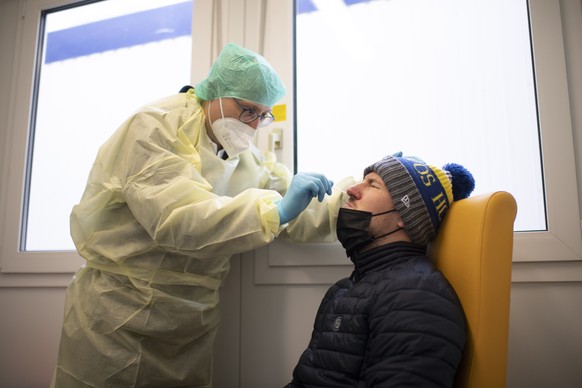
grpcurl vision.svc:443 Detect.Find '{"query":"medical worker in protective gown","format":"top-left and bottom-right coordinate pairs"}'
top-left (51, 43), bottom-right (350, 388)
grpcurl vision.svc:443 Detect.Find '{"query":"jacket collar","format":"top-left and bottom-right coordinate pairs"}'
top-left (350, 242), bottom-right (426, 282)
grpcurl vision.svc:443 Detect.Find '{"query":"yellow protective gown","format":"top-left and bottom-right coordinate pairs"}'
top-left (52, 90), bottom-right (349, 388)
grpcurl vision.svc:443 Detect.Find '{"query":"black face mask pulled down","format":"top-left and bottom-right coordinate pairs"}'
top-left (336, 208), bottom-right (401, 257)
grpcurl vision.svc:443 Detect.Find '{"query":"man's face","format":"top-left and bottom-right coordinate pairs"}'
top-left (343, 172), bottom-right (406, 241)
top-left (343, 172), bottom-right (395, 213)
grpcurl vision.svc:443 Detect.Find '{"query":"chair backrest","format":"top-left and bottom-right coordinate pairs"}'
top-left (428, 191), bottom-right (517, 388)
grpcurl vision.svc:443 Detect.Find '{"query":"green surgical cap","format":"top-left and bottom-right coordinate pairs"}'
top-left (195, 43), bottom-right (286, 107)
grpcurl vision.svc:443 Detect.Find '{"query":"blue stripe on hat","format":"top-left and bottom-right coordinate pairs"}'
top-left (397, 157), bottom-right (450, 230)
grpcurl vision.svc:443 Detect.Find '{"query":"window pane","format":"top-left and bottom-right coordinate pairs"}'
top-left (24, 0), bottom-right (194, 251)
top-left (295, 0), bottom-right (543, 232)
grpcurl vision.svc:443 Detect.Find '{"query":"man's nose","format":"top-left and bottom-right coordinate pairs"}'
top-left (346, 184), bottom-right (361, 200)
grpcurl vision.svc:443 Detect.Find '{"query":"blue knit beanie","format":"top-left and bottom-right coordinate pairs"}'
top-left (364, 153), bottom-right (475, 245)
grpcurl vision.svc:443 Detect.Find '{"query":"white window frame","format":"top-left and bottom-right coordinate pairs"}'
top-left (513, 0), bottom-right (582, 261)
top-left (253, 0), bottom-right (582, 285)
top-left (1, 0), bottom-right (581, 287)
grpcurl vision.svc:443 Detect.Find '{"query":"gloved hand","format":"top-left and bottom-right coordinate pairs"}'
top-left (277, 173), bottom-right (334, 224)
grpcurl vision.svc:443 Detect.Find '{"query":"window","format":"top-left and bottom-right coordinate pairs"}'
top-left (24, 0), bottom-right (193, 251)
top-left (1, 0), bottom-right (580, 281)
top-left (295, 0), bottom-right (542, 232)
top-left (0, 0), bottom-right (196, 274)
top-left (254, 0), bottom-right (582, 286)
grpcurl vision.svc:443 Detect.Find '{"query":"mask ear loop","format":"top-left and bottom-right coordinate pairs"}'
top-left (207, 99), bottom-right (226, 156)
top-left (207, 98), bottom-right (226, 126)
top-left (370, 209), bottom-right (401, 240)
top-left (373, 226), bottom-right (403, 240)
top-left (218, 97), bottom-right (225, 119)
top-left (207, 99), bottom-right (214, 125)
top-left (372, 209), bottom-right (397, 217)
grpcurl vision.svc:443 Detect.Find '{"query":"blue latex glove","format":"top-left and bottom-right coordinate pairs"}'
top-left (276, 173), bottom-right (334, 224)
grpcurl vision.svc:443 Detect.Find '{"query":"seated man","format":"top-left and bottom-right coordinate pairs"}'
top-left (285, 153), bottom-right (475, 388)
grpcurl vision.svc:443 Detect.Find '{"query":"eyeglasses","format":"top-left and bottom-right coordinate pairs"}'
top-left (232, 98), bottom-right (275, 127)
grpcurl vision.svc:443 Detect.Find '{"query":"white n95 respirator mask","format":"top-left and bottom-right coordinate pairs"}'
top-left (209, 98), bottom-right (256, 158)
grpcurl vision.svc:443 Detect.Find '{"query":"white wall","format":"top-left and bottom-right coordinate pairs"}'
top-left (0, 288), bottom-right (65, 388)
top-left (507, 283), bottom-right (582, 388)
top-left (1, 0), bottom-right (582, 387)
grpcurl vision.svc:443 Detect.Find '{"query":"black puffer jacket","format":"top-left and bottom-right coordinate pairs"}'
top-left (285, 242), bottom-right (466, 388)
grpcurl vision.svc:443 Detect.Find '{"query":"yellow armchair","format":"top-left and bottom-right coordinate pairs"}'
top-left (429, 191), bottom-right (517, 388)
